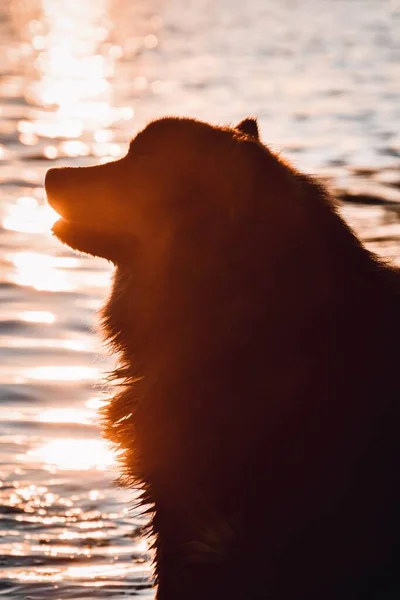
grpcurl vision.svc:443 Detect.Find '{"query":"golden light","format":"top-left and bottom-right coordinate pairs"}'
top-left (7, 338), bottom-right (92, 352)
top-left (18, 310), bottom-right (56, 324)
top-left (60, 139), bottom-right (90, 157)
top-left (89, 489), bottom-right (100, 501)
top-left (25, 439), bottom-right (115, 471)
top-left (26, 365), bottom-right (99, 381)
top-left (4, 560), bottom-right (152, 585)
top-left (2, 196), bottom-right (59, 234)
top-left (43, 145), bottom-right (58, 159)
top-left (38, 408), bottom-right (95, 424)
top-left (11, 0), bottom-right (133, 151)
top-left (4, 570), bottom-right (63, 584)
top-left (86, 397), bottom-right (108, 410)
top-left (64, 563), bottom-right (141, 580)
top-left (0, 1), bottom-right (145, 586)
top-left (7, 484), bottom-right (49, 506)
top-left (7, 251), bottom-right (79, 292)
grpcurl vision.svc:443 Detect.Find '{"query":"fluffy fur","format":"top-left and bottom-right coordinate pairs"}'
top-left (46, 117), bottom-right (399, 599)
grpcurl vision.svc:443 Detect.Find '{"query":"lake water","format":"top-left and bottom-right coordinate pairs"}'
top-left (0, 0), bottom-right (399, 598)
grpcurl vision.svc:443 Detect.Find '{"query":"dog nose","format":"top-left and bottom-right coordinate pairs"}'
top-left (45, 167), bottom-right (75, 217)
top-left (45, 167), bottom-right (63, 198)
top-left (45, 167), bottom-right (61, 202)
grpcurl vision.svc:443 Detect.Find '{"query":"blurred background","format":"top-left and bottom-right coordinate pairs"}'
top-left (0, 0), bottom-right (399, 597)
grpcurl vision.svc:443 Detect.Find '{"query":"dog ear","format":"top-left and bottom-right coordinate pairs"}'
top-left (231, 134), bottom-right (296, 226)
top-left (228, 135), bottom-right (270, 224)
top-left (236, 117), bottom-right (260, 140)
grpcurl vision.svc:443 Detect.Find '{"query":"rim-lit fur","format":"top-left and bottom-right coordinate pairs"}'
top-left (46, 117), bottom-right (399, 599)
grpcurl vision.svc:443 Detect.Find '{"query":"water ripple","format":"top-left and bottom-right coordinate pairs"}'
top-left (0, 0), bottom-right (399, 597)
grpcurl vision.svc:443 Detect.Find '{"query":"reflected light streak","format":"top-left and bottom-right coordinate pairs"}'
top-left (2, 196), bottom-right (58, 234)
top-left (26, 439), bottom-right (115, 471)
top-left (8, 251), bottom-right (79, 292)
top-left (7, 338), bottom-right (92, 352)
top-left (6, 562), bottom-right (149, 585)
top-left (65, 563), bottom-right (138, 580)
top-left (18, 310), bottom-right (55, 323)
top-left (86, 397), bottom-right (108, 410)
top-left (26, 365), bottom-right (99, 381)
top-left (38, 408), bottom-right (95, 424)
top-left (89, 489), bottom-right (100, 501)
top-left (11, 569), bottom-right (63, 584)
top-left (43, 145), bottom-right (58, 158)
top-left (17, 0), bottom-right (133, 141)
top-left (60, 139), bottom-right (90, 157)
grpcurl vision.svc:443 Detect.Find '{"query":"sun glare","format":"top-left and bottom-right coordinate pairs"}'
top-left (2, 196), bottom-right (59, 234)
top-left (18, 310), bottom-right (56, 323)
top-left (14, 0), bottom-right (134, 152)
top-left (5, 562), bottom-right (151, 585)
top-left (26, 365), bottom-right (100, 381)
top-left (7, 251), bottom-right (81, 292)
top-left (26, 439), bottom-right (115, 471)
top-left (38, 408), bottom-right (95, 424)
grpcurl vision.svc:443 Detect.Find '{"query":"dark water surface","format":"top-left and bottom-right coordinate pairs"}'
top-left (0, 0), bottom-right (399, 597)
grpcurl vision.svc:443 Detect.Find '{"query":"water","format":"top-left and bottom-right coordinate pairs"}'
top-left (0, 0), bottom-right (399, 597)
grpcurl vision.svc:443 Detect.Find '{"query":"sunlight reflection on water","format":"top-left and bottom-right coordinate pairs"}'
top-left (18, 310), bottom-right (56, 323)
top-left (0, 0), bottom-right (399, 597)
top-left (38, 407), bottom-right (95, 424)
top-left (22, 0), bottom-right (119, 132)
top-left (25, 439), bottom-right (115, 471)
top-left (8, 251), bottom-right (74, 291)
top-left (3, 196), bottom-right (58, 233)
top-left (26, 366), bottom-right (100, 381)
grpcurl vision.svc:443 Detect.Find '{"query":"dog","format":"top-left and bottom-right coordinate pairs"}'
top-left (45, 116), bottom-right (399, 599)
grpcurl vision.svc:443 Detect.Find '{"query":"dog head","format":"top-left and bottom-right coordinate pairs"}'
top-left (45, 116), bottom-right (300, 265)
top-left (46, 116), bottom-right (356, 365)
